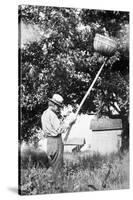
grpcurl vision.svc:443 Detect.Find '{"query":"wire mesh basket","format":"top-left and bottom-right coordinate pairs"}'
top-left (93, 34), bottom-right (117, 56)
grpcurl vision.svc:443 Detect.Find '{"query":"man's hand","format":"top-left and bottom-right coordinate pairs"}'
top-left (67, 114), bottom-right (77, 126)
top-left (63, 114), bottom-right (77, 143)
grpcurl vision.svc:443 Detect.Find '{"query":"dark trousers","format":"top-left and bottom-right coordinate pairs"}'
top-left (46, 135), bottom-right (64, 186)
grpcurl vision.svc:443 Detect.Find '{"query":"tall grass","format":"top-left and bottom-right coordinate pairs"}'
top-left (19, 151), bottom-right (129, 195)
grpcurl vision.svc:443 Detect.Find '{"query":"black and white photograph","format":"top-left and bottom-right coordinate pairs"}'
top-left (18, 4), bottom-right (129, 196)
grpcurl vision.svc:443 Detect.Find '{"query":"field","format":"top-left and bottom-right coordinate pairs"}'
top-left (19, 151), bottom-right (129, 195)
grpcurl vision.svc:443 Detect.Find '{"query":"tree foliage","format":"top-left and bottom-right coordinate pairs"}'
top-left (19, 5), bottom-right (129, 146)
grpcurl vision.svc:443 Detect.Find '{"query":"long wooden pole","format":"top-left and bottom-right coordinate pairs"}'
top-left (75, 58), bottom-right (107, 117)
top-left (64, 58), bottom-right (108, 143)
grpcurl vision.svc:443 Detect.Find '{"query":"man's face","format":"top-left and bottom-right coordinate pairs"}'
top-left (53, 104), bottom-right (60, 114)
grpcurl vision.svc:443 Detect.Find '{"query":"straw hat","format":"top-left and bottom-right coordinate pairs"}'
top-left (48, 94), bottom-right (64, 107)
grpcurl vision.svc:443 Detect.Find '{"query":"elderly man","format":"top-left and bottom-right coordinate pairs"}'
top-left (41, 94), bottom-right (76, 187)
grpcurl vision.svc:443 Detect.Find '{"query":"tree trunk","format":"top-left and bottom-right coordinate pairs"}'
top-left (108, 104), bottom-right (129, 152)
top-left (120, 115), bottom-right (129, 152)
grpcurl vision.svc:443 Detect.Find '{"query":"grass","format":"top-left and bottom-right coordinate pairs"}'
top-left (19, 151), bottom-right (129, 195)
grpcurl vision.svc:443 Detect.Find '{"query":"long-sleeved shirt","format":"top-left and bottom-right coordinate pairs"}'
top-left (41, 107), bottom-right (68, 137)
